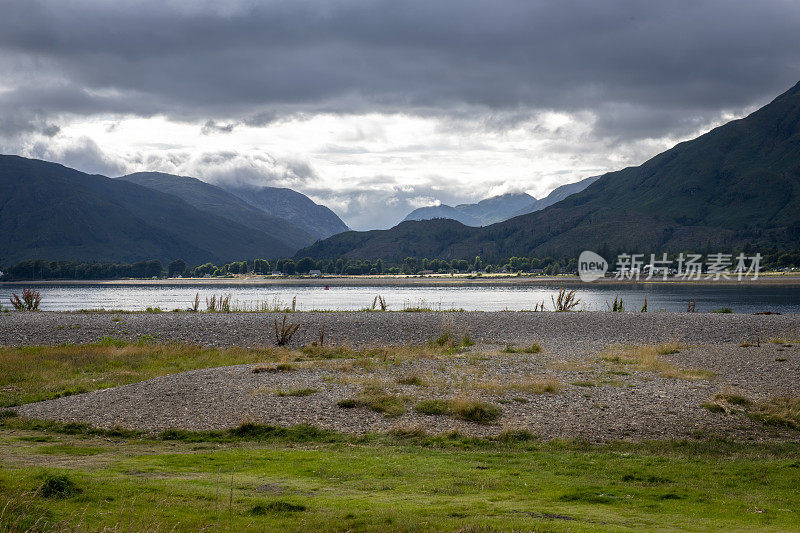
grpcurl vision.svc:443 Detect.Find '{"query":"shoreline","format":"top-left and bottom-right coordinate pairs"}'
top-left (2, 273), bottom-right (800, 287)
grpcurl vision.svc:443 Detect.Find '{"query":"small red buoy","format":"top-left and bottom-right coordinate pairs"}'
top-left (324, 285), bottom-right (330, 290)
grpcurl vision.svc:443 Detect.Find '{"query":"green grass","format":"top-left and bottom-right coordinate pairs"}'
top-left (502, 343), bottom-right (543, 354)
top-left (1, 419), bottom-right (799, 531)
top-left (414, 398), bottom-right (501, 423)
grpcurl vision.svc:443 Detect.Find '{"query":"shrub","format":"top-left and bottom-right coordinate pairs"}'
top-left (10, 288), bottom-right (42, 311)
top-left (38, 473), bottom-right (81, 499)
top-left (552, 288), bottom-right (580, 312)
top-left (275, 315), bottom-right (301, 346)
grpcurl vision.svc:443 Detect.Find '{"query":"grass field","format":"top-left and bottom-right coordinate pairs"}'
top-left (2, 341), bottom-right (799, 531)
top-left (2, 415), bottom-right (800, 532)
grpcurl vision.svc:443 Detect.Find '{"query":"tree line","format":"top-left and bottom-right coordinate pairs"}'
top-left (1, 249), bottom-right (798, 280)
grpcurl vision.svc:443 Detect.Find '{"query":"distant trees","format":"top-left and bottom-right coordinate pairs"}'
top-left (168, 259), bottom-right (187, 277)
top-left (3, 249), bottom-right (795, 281)
top-left (296, 257), bottom-right (314, 274)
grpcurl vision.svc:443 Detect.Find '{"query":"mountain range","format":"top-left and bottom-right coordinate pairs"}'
top-left (0, 158), bottom-right (351, 265)
top-left (402, 176), bottom-right (599, 226)
top-left (118, 172), bottom-right (317, 249)
top-left (0, 156), bottom-right (297, 264)
top-left (3, 80), bottom-right (800, 267)
top-left (298, 80), bottom-right (800, 262)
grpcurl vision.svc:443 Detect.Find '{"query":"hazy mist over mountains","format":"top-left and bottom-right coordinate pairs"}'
top-left (402, 176), bottom-right (600, 227)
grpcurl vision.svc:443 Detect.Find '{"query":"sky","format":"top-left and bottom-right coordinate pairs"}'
top-left (1, 1), bottom-right (800, 230)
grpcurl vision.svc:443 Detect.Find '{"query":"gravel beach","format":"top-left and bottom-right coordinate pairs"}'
top-left (6, 311), bottom-right (800, 441)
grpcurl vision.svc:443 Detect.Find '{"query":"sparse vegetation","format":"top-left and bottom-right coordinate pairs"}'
top-left (337, 382), bottom-right (408, 417)
top-left (252, 363), bottom-right (295, 374)
top-left (711, 307), bottom-right (733, 313)
top-left (205, 294), bottom-right (232, 312)
top-left (501, 342), bottom-right (542, 354)
top-left (749, 396), bottom-right (800, 430)
top-left (610, 296), bottom-right (624, 312)
top-left (275, 315), bottom-right (301, 346)
top-left (414, 398), bottom-right (501, 423)
top-left (397, 373), bottom-right (427, 387)
top-left (188, 292), bottom-right (200, 312)
top-left (599, 343), bottom-right (713, 380)
top-left (474, 377), bottom-right (563, 395)
top-left (276, 388), bottom-right (318, 397)
top-left (10, 287), bottom-right (42, 311)
top-left (371, 295), bottom-right (388, 311)
top-left (704, 392), bottom-right (800, 430)
top-left (551, 288), bottom-right (581, 312)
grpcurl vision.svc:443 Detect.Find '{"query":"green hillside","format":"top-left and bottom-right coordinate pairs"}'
top-left (119, 172), bottom-right (316, 250)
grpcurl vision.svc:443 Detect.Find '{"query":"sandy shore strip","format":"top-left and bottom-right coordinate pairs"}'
top-left (6, 312), bottom-right (800, 441)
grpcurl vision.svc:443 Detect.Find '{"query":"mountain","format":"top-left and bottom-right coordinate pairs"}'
top-left (512, 176), bottom-right (601, 217)
top-left (403, 204), bottom-right (483, 226)
top-left (223, 185), bottom-right (349, 240)
top-left (118, 172), bottom-right (316, 250)
top-left (0, 155), bottom-right (295, 265)
top-left (401, 178), bottom-right (598, 226)
top-left (298, 81), bottom-right (800, 262)
top-left (403, 192), bottom-right (533, 226)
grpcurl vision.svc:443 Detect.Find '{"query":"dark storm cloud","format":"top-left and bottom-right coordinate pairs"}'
top-left (2, 0), bottom-right (800, 141)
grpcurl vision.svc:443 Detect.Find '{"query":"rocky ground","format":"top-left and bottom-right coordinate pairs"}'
top-left (6, 311), bottom-right (800, 441)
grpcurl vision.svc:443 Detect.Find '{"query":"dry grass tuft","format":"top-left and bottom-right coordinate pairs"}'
top-left (252, 363), bottom-right (295, 374)
top-left (599, 343), bottom-right (713, 380)
top-left (397, 372), bottom-right (428, 387)
top-left (276, 388), bottom-right (318, 397)
top-left (337, 381), bottom-right (408, 417)
top-left (748, 396), bottom-right (800, 430)
top-left (415, 397), bottom-right (501, 423)
top-left (501, 343), bottom-right (542, 354)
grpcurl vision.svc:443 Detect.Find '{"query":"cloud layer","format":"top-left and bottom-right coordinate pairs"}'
top-left (2, 0), bottom-right (799, 228)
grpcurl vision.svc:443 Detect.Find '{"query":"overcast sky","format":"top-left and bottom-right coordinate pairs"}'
top-left (2, 0), bottom-right (799, 229)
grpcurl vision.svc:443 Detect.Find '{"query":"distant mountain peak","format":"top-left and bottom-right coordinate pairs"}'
top-left (401, 177), bottom-right (598, 227)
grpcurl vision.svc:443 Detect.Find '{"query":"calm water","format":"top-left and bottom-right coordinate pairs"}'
top-left (0, 282), bottom-right (798, 313)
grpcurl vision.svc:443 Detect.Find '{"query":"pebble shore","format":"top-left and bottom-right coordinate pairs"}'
top-left (6, 311), bottom-right (800, 441)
